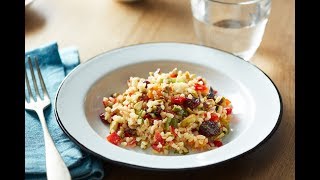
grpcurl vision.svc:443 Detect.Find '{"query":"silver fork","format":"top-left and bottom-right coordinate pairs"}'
top-left (25, 56), bottom-right (71, 180)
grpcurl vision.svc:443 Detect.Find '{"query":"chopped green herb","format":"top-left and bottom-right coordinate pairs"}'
top-left (170, 118), bottom-right (178, 128)
top-left (165, 118), bottom-right (172, 130)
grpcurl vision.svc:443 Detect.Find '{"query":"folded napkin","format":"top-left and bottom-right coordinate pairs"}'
top-left (25, 42), bottom-right (105, 180)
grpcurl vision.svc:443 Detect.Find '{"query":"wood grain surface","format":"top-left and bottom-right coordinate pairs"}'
top-left (25, 0), bottom-right (295, 179)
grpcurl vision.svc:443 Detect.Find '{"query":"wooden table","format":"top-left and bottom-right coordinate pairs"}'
top-left (25, 0), bottom-right (295, 179)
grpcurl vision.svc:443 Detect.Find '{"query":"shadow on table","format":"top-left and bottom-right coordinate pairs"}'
top-left (25, 7), bottom-right (46, 34)
top-left (104, 124), bottom-right (286, 179)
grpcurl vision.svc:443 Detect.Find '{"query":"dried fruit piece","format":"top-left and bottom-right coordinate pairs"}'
top-left (199, 121), bottom-right (220, 137)
top-left (207, 86), bottom-right (216, 99)
top-left (184, 98), bottom-right (200, 109)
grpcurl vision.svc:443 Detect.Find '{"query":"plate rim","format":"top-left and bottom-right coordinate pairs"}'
top-left (54, 42), bottom-right (283, 170)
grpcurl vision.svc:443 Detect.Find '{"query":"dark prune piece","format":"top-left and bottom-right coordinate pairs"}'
top-left (124, 128), bottom-right (136, 137)
top-left (203, 102), bottom-right (209, 110)
top-left (199, 121), bottom-right (220, 137)
top-left (99, 113), bottom-right (110, 125)
top-left (153, 106), bottom-right (162, 117)
top-left (184, 98), bottom-right (200, 109)
top-left (207, 86), bottom-right (216, 99)
top-left (143, 80), bottom-right (150, 88)
top-left (138, 93), bottom-right (150, 102)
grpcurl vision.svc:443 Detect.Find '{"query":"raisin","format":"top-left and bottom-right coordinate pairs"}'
top-left (207, 86), bottom-right (216, 99)
top-left (199, 121), bottom-right (220, 137)
top-left (203, 102), bottom-right (209, 110)
top-left (153, 106), bottom-right (162, 117)
top-left (184, 98), bottom-right (200, 109)
top-left (99, 113), bottom-right (109, 125)
top-left (124, 129), bottom-right (136, 137)
top-left (138, 93), bottom-right (149, 102)
top-left (143, 80), bottom-right (150, 88)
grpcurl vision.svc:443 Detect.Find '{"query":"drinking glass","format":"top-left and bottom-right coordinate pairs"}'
top-left (190, 0), bottom-right (271, 60)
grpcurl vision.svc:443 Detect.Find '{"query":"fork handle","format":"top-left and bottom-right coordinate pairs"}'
top-left (36, 110), bottom-right (71, 180)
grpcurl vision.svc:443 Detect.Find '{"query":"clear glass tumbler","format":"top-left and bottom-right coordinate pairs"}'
top-left (190, 0), bottom-right (271, 60)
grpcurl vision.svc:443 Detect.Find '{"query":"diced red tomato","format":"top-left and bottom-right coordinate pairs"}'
top-left (171, 96), bottom-right (186, 105)
top-left (170, 126), bottom-right (177, 137)
top-left (170, 73), bottom-right (178, 78)
top-left (143, 113), bottom-right (152, 119)
top-left (106, 132), bottom-right (121, 145)
top-left (213, 140), bottom-right (223, 147)
top-left (210, 113), bottom-right (219, 122)
top-left (151, 143), bottom-right (162, 152)
top-left (225, 107), bottom-right (232, 115)
top-left (154, 132), bottom-right (165, 145)
top-left (194, 83), bottom-right (207, 91)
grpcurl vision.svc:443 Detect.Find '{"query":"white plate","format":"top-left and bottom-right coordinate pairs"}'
top-left (55, 43), bottom-right (282, 170)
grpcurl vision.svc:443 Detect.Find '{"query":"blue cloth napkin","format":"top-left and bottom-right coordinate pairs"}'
top-left (25, 42), bottom-right (105, 180)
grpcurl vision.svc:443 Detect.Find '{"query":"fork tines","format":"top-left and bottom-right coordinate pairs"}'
top-left (25, 56), bottom-right (49, 103)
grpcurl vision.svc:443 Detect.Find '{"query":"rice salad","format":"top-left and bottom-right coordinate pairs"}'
top-left (100, 68), bottom-right (233, 155)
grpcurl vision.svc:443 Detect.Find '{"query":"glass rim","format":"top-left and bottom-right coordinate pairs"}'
top-left (207, 0), bottom-right (267, 5)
